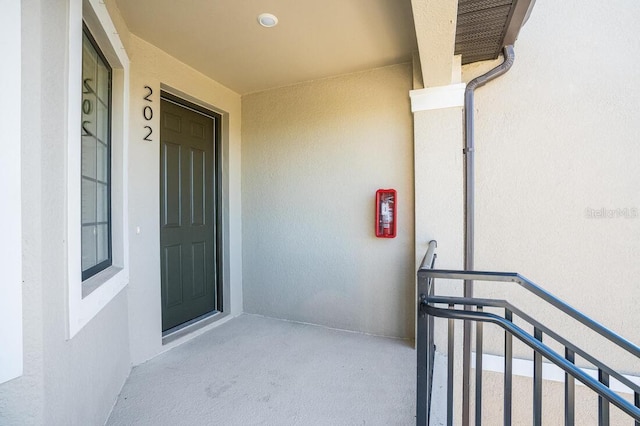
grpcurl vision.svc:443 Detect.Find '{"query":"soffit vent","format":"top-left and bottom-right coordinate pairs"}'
top-left (455, 0), bottom-right (535, 64)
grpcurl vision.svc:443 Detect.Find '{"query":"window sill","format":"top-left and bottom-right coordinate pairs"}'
top-left (82, 265), bottom-right (123, 298)
top-left (69, 265), bottom-right (128, 338)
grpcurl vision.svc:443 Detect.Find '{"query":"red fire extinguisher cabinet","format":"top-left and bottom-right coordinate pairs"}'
top-left (375, 189), bottom-right (397, 238)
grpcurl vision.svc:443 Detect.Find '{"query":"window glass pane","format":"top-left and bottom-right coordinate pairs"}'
top-left (82, 35), bottom-right (97, 88)
top-left (81, 225), bottom-right (97, 270)
top-left (97, 61), bottom-right (109, 105)
top-left (81, 136), bottom-right (97, 179)
top-left (97, 183), bottom-right (108, 223)
top-left (96, 224), bottom-right (109, 263)
top-left (82, 34), bottom-right (97, 139)
top-left (96, 101), bottom-right (108, 143)
top-left (81, 178), bottom-right (97, 225)
top-left (82, 93), bottom-right (97, 139)
top-left (96, 142), bottom-right (107, 182)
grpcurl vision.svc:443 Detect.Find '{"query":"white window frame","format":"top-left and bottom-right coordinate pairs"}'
top-left (67, 0), bottom-right (129, 338)
top-left (0, 0), bottom-right (23, 384)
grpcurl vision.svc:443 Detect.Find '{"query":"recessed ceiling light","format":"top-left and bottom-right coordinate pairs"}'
top-left (258, 13), bottom-right (278, 28)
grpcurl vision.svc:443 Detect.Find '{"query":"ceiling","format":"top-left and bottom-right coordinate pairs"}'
top-left (114, 0), bottom-right (419, 95)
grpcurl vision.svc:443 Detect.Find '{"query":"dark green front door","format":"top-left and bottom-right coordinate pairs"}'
top-left (160, 97), bottom-right (217, 331)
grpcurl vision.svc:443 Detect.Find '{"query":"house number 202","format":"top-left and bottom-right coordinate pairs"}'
top-left (143, 85), bottom-right (153, 141)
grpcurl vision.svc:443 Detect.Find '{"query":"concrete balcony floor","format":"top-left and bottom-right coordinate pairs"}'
top-left (107, 314), bottom-right (416, 425)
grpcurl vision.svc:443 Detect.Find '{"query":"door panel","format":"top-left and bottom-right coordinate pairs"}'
top-left (162, 142), bottom-right (182, 227)
top-left (160, 98), bottom-right (217, 331)
top-left (191, 241), bottom-right (206, 298)
top-left (190, 148), bottom-right (206, 226)
top-left (163, 244), bottom-right (183, 307)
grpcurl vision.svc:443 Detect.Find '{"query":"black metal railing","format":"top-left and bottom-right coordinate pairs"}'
top-left (416, 240), bottom-right (640, 426)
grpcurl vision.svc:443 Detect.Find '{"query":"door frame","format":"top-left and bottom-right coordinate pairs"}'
top-left (159, 89), bottom-right (225, 337)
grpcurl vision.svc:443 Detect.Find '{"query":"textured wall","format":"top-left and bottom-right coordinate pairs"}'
top-left (464, 0), bottom-right (639, 372)
top-left (242, 64), bottom-right (415, 338)
top-left (0, 1), bottom-right (131, 425)
top-left (0, 0), bottom-right (45, 423)
top-left (413, 107), bottom-right (464, 272)
top-left (126, 33), bottom-right (243, 364)
top-left (38, 0), bottom-right (132, 423)
top-left (0, 0), bottom-right (23, 385)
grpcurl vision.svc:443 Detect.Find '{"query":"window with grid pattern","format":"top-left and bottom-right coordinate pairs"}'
top-left (81, 26), bottom-right (112, 280)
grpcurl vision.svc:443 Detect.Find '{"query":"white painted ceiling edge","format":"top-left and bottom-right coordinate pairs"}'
top-left (111, 0), bottom-right (418, 95)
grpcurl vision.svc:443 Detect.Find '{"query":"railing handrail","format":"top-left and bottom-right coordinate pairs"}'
top-left (427, 294), bottom-right (640, 394)
top-left (416, 242), bottom-right (640, 425)
top-left (426, 305), bottom-right (640, 421)
top-left (418, 269), bottom-right (640, 359)
top-left (419, 240), bottom-right (438, 270)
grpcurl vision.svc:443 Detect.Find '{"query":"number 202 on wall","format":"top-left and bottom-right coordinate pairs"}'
top-left (143, 85), bottom-right (153, 141)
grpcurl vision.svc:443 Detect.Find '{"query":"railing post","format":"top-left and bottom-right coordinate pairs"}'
top-left (447, 304), bottom-right (455, 426)
top-left (416, 271), bottom-right (429, 426)
top-left (475, 307), bottom-right (484, 425)
top-left (565, 348), bottom-right (575, 426)
top-left (533, 328), bottom-right (543, 426)
top-left (417, 241), bottom-right (438, 426)
top-left (462, 291), bottom-right (472, 426)
top-left (598, 369), bottom-right (610, 426)
top-left (428, 281), bottom-right (436, 418)
top-left (504, 309), bottom-right (513, 426)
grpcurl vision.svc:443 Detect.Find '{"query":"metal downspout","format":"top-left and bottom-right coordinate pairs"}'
top-left (461, 44), bottom-right (516, 426)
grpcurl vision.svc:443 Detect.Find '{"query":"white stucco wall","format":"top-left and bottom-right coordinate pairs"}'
top-left (242, 64), bottom-right (415, 338)
top-left (1, 1), bottom-right (132, 424)
top-left (459, 0), bottom-right (640, 372)
top-left (39, 0), bottom-right (132, 423)
top-left (0, 1), bottom-right (46, 423)
top-left (1, 1), bottom-right (244, 422)
top-left (0, 0), bottom-right (23, 386)
top-left (126, 34), bottom-right (243, 365)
